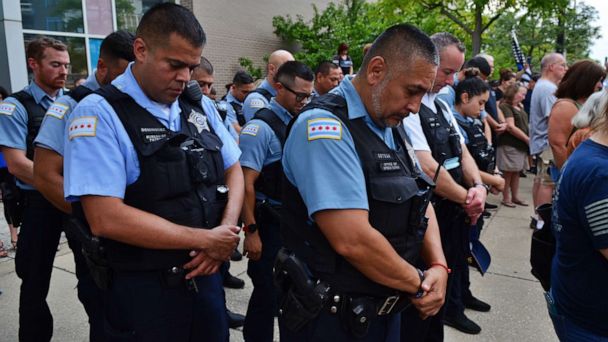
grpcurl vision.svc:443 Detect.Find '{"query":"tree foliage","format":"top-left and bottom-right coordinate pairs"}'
top-left (272, 0), bottom-right (600, 78)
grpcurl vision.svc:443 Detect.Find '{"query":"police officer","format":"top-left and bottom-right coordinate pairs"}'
top-left (222, 70), bottom-right (256, 133)
top-left (242, 50), bottom-right (294, 122)
top-left (278, 24), bottom-right (448, 341)
top-left (240, 61), bottom-right (314, 341)
top-left (0, 36), bottom-right (70, 341)
top-left (401, 33), bottom-right (488, 339)
top-left (313, 61), bottom-right (341, 97)
top-left (191, 57), bottom-right (240, 143)
top-left (63, 4), bottom-right (242, 340)
top-left (30, 30), bottom-right (134, 341)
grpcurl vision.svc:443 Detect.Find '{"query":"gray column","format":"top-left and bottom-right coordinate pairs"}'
top-left (0, 1), bottom-right (27, 93)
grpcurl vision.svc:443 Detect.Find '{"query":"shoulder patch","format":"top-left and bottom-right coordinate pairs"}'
top-left (241, 124), bottom-right (259, 136)
top-left (0, 102), bottom-right (16, 116)
top-left (307, 118), bottom-right (342, 141)
top-left (46, 102), bottom-right (69, 119)
top-left (68, 116), bottom-right (98, 140)
top-left (250, 98), bottom-right (265, 109)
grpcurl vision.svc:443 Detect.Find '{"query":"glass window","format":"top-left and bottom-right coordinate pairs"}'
top-left (86, 0), bottom-right (113, 36)
top-left (89, 38), bottom-right (103, 70)
top-left (23, 34), bottom-right (88, 89)
top-left (116, 0), bottom-right (175, 32)
top-left (21, 0), bottom-right (85, 33)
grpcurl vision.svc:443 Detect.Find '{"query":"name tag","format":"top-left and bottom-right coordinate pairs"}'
top-left (379, 161), bottom-right (401, 172)
top-left (140, 127), bottom-right (168, 143)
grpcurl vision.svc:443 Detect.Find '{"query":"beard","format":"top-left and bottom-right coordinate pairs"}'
top-left (371, 75), bottom-right (403, 128)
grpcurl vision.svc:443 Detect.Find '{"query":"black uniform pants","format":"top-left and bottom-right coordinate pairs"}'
top-left (15, 190), bottom-right (103, 341)
top-left (400, 200), bottom-right (469, 342)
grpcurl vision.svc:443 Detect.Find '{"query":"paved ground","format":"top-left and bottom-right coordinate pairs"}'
top-left (0, 175), bottom-right (558, 341)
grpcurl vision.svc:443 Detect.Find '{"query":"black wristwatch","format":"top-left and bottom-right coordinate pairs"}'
top-left (414, 268), bottom-right (425, 298)
top-left (474, 182), bottom-right (490, 193)
top-left (243, 223), bottom-right (258, 234)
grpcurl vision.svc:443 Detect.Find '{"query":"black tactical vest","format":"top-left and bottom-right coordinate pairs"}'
top-left (281, 94), bottom-right (430, 297)
top-left (455, 118), bottom-right (495, 173)
top-left (229, 101), bottom-right (245, 126)
top-left (11, 91), bottom-right (46, 160)
top-left (252, 108), bottom-right (287, 202)
top-left (82, 85), bottom-right (227, 271)
top-left (418, 100), bottom-right (464, 185)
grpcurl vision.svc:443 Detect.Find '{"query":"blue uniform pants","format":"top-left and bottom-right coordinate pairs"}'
top-left (279, 307), bottom-right (401, 342)
top-left (243, 219), bottom-right (282, 342)
top-left (15, 191), bottom-right (103, 341)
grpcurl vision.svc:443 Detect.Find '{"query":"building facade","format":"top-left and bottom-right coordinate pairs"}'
top-left (0, 0), bottom-right (329, 95)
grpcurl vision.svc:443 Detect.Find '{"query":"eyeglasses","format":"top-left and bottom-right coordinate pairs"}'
top-left (281, 83), bottom-right (312, 102)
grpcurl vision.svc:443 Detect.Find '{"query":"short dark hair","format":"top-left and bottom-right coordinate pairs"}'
top-left (359, 24), bottom-right (438, 76)
top-left (232, 70), bottom-right (254, 86)
top-left (274, 61), bottom-right (314, 86)
top-left (136, 3), bottom-right (205, 49)
top-left (26, 36), bottom-right (67, 61)
top-left (555, 59), bottom-right (605, 101)
top-left (499, 68), bottom-right (515, 83)
top-left (430, 32), bottom-right (465, 54)
top-left (0, 86), bottom-right (8, 100)
top-left (315, 61), bottom-right (340, 76)
top-left (464, 57), bottom-right (491, 77)
top-left (197, 56), bottom-right (214, 75)
top-left (338, 43), bottom-right (349, 54)
top-left (455, 70), bottom-right (490, 105)
top-left (100, 30), bottom-right (135, 62)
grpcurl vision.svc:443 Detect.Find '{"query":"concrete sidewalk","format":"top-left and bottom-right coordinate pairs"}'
top-left (0, 175), bottom-right (558, 341)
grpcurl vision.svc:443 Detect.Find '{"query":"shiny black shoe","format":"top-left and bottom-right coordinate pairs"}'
top-left (464, 296), bottom-right (491, 312)
top-left (444, 313), bottom-right (481, 334)
top-left (231, 249), bottom-right (243, 261)
top-left (223, 273), bottom-right (245, 289)
top-left (530, 217), bottom-right (538, 230)
top-left (485, 202), bottom-right (498, 210)
top-left (227, 310), bottom-right (245, 328)
top-left (482, 210), bottom-right (491, 218)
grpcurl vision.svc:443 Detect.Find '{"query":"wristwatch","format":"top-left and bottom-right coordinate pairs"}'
top-left (474, 182), bottom-right (490, 193)
top-left (414, 268), bottom-right (425, 298)
top-left (243, 223), bottom-right (258, 234)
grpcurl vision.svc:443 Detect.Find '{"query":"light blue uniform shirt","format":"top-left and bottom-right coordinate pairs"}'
top-left (0, 82), bottom-right (63, 189)
top-left (35, 72), bottom-right (100, 156)
top-left (239, 98), bottom-right (292, 202)
top-left (283, 76), bottom-right (398, 217)
top-left (222, 92), bottom-right (241, 125)
top-left (214, 98), bottom-right (238, 142)
top-left (64, 63), bottom-right (241, 201)
top-left (242, 79), bottom-right (276, 123)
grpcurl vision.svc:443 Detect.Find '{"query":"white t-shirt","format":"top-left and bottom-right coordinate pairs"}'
top-left (403, 93), bottom-right (465, 152)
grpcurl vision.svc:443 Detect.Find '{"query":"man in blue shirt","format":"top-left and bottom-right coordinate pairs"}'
top-left (313, 60), bottom-right (341, 96)
top-left (240, 61), bottom-right (313, 341)
top-left (279, 24), bottom-right (448, 341)
top-left (32, 30), bottom-right (134, 341)
top-left (63, 4), bottom-right (243, 340)
top-left (222, 70), bottom-right (256, 134)
top-left (0, 36), bottom-right (70, 342)
top-left (242, 49), bottom-right (294, 122)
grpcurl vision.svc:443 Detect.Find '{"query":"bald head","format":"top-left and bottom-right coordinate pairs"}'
top-left (267, 50), bottom-right (295, 82)
top-left (540, 52), bottom-right (567, 83)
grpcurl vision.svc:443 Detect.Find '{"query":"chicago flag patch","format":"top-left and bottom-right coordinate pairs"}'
top-left (0, 102), bottom-right (16, 116)
top-left (307, 118), bottom-right (342, 141)
top-left (46, 103), bottom-right (69, 119)
top-left (68, 117), bottom-right (97, 140)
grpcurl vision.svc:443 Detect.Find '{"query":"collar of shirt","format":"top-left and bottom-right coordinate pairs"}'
top-left (83, 71), bottom-right (101, 91)
top-left (225, 91), bottom-right (241, 105)
top-left (331, 76), bottom-right (396, 149)
top-left (268, 98), bottom-right (293, 125)
top-left (451, 109), bottom-right (473, 124)
top-left (111, 62), bottom-right (181, 130)
top-left (260, 79), bottom-right (277, 97)
top-left (26, 81), bottom-right (63, 105)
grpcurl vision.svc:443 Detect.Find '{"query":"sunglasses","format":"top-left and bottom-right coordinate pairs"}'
top-left (281, 83), bottom-right (312, 102)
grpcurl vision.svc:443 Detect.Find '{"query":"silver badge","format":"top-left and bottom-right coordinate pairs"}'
top-left (188, 109), bottom-right (209, 133)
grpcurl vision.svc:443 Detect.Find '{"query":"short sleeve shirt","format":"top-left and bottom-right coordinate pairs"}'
top-left (283, 76), bottom-right (399, 217)
top-left (242, 79), bottom-right (276, 123)
top-left (35, 72), bottom-right (101, 155)
top-left (0, 82), bottom-right (63, 189)
top-left (64, 63), bottom-right (240, 201)
top-left (529, 79), bottom-right (557, 155)
top-left (551, 139), bottom-right (608, 336)
top-left (403, 93), bottom-right (465, 152)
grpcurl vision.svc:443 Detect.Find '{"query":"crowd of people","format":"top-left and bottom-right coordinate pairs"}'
top-left (0, 2), bottom-right (607, 341)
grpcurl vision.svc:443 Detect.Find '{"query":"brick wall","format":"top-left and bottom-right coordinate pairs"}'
top-left (191, 0), bottom-right (330, 98)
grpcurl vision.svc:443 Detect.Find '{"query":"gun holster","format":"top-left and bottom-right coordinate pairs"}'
top-left (274, 248), bottom-right (330, 332)
top-left (65, 217), bottom-right (112, 290)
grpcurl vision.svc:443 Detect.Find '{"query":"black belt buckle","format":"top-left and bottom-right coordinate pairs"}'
top-left (161, 266), bottom-right (186, 289)
top-left (377, 295), bottom-right (399, 315)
